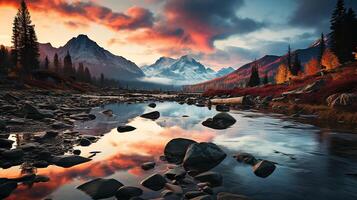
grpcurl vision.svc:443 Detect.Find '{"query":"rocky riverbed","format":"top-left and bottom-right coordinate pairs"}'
top-left (1, 89), bottom-right (357, 200)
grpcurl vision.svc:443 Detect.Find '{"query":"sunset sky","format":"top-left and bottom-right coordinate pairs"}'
top-left (0, 0), bottom-right (356, 70)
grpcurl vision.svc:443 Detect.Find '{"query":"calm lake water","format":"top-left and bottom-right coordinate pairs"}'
top-left (2, 102), bottom-right (357, 200)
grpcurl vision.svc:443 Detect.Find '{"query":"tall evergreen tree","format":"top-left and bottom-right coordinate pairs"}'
top-left (291, 53), bottom-right (302, 76)
top-left (12, 0), bottom-right (40, 75)
top-left (263, 72), bottom-right (269, 85)
top-left (63, 51), bottom-right (73, 77)
top-left (247, 60), bottom-right (260, 87)
top-left (0, 46), bottom-right (11, 74)
top-left (319, 33), bottom-right (325, 63)
top-left (100, 73), bottom-right (105, 87)
top-left (84, 67), bottom-right (92, 83)
top-left (53, 53), bottom-right (60, 73)
top-left (44, 56), bottom-right (49, 70)
top-left (345, 8), bottom-right (357, 61)
top-left (77, 63), bottom-right (85, 81)
top-left (287, 45), bottom-right (292, 72)
top-left (27, 25), bottom-right (39, 69)
top-left (330, 0), bottom-right (347, 62)
top-left (11, 15), bottom-right (20, 66)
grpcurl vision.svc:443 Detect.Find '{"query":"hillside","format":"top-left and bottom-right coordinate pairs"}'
top-left (39, 35), bottom-right (145, 81)
top-left (185, 44), bottom-right (320, 92)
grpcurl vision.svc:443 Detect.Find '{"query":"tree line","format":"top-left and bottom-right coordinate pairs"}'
top-left (0, 0), bottom-right (120, 88)
top-left (247, 0), bottom-right (356, 87)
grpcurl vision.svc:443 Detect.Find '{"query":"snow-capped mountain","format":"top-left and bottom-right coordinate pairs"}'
top-left (142, 55), bottom-right (232, 85)
top-left (39, 34), bottom-right (144, 80)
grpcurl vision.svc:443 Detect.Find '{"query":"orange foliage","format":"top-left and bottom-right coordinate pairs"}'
top-left (275, 64), bottom-right (290, 84)
top-left (322, 49), bottom-right (340, 70)
top-left (305, 58), bottom-right (320, 76)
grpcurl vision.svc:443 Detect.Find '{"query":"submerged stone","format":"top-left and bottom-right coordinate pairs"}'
top-left (77, 178), bottom-right (123, 199)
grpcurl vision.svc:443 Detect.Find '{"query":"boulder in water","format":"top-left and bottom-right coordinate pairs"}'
top-left (53, 155), bottom-right (91, 168)
top-left (117, 125), bottom-right (136, 133)
top-left (140, 173), bottom-right (167, 191)
top-left (148, 103), bottom-right (157, 108)
top-left (77, 178), bottom-right (123, 199)
top-left (202, 113), bottom-right (236, 130)
top-left (164, 138), bottom-right (197, 163)
top-left (252, 160), bottom-right (276, 178)
top-left (115, 186), bottom-right (143, 200)
top-left (183, 142), bottom-right (226, 172)
top-left (140, 111), bottom-right (160, 120)
top-left (194, 171), bottom-right (223, 187)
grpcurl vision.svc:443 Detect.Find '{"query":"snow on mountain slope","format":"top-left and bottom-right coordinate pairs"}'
top-left (39, 34), bottom-right (144, 80)
top-left (142, 55), bottom-right (233, 85)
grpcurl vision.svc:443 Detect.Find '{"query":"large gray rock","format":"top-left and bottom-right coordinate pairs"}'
top-left (164, 138), bottom-right (197, 163)
top-left (77, 178), bottom-right (123, 199)
top-left (53, 155), bottom-right (91, 168)
top-left (217, 192), bottom-right (251, 200)
top-left (140, 173), bottom-right (167, 191)
top-left (195, 171), bottom-right (223, 187)
top-left (202, 113), bottom-right (236, 130)
top-left (115, 186), bottom-right (143, 200)
top-left (183, 142), bottom-right (226, 172)
top-left (252, 160), bottom-right (276, 178)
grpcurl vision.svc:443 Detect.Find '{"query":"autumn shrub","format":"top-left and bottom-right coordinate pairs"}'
top-left (322, 49), bottom-right (340, 70)
top-left (305, 58), bottom-right (320, 76)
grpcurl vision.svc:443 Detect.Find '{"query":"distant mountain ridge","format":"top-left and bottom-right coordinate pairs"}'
top-left (142, 55), bottom-right (234, 85)
top-left (185, 42), bottom-right (321, 92)
top-left (39, 34), bottom-right (144, 80)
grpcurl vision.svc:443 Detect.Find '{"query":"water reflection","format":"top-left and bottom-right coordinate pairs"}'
top-left (1, 102), bottom-right (357, 200)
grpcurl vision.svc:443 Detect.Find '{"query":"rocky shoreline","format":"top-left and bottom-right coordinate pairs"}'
top-left (0, 87), bottom-right (354, 199)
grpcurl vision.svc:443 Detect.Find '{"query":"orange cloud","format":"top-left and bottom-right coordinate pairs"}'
top-left (0, 0), bottom-right (154, 31)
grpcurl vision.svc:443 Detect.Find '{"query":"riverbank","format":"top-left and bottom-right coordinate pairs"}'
top-left (199, 62), bottom-right (357, 129)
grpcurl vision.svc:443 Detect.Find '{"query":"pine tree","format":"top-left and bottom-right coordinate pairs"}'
top-left (12, 0), bottom-right (40, 76)
top-left (291, 53), bottom-right (302, 76)
top-left (263, 72), bottom-right (269, 85)
top-left (11, 16), bottom-right (20, 66)
top-left (100, 73), bottom-right (104, 87)
top-left (84, 67), bottom-right (92, 83)
top-left (345, 8), bottom-right (357, 61)
top-left (53, 53), bottom-right (60, 73)
top-left (63, 51), bottom-right (73, 77)
top-left (319, 33), bottom-right (325, 63)
top-left (0, 46), bottom-right (11, 74)
top-left (77, 63), bottom-right (85, 81)
top-left (44, 56), bottom-right (49, 70)
top-left (330, 0), bottom-right (347, 62)
top-left (287, 45), bottom-right (292, 72)
top-left (27, 25), bottom-right (39, 69)
top-left (247, 60), bottom-right (260, 87)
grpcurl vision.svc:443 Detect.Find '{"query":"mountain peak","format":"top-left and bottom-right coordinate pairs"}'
top-left (179, 55), bottom-right (195, 62)
top-left (76, 34), bottom-right (90, 40)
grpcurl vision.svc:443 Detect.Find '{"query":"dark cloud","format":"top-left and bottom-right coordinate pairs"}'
top-left (289, 0), bottom-right (357, 32)
top-left (163, 0), bottom-right (265, 49)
